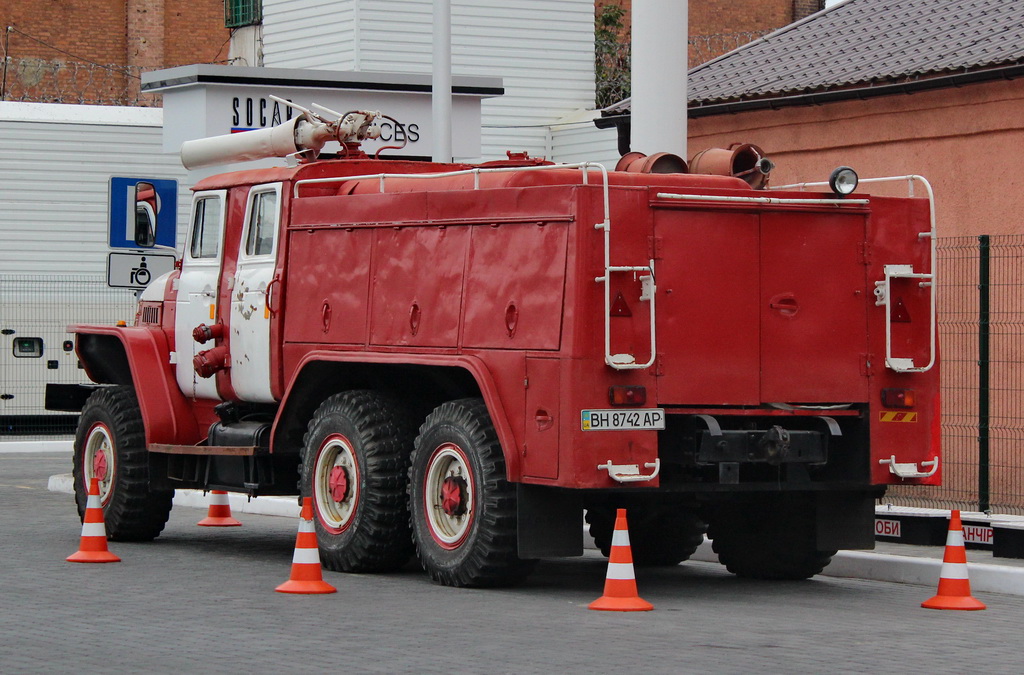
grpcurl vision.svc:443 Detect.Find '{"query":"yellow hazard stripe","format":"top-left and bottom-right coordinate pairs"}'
top-left (879, 411), bottom-right (918, 423)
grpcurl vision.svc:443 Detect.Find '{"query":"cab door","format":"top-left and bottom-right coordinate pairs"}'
top-left (229, 183), bottom-right (281, 403)
top-left (175, 190), bottom-right (226, 400)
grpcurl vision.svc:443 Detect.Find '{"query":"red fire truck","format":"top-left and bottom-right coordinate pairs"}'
top-left (48, 109), bottom-right (940, 586)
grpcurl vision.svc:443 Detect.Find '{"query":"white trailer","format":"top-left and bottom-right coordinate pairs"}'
top-left (0, 102), bottom-right (190, 432)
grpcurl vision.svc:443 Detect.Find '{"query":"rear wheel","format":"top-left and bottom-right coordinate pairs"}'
top-left (587, 502), bottom-right (706, 566)
top-left (72, 386), bottom-right (173, 541)
top-left (301, 390), bottom-right (416, 573)
top-left (409, 398), bottom-right (536, 587)
top-left (707, 495), bottom-right (836, 580)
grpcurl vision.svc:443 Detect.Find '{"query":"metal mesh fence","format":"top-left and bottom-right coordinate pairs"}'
top-left (886, 235), bottom-right (1024, 515)
top-left (0, 274), bottom-right (138, 439)
top-left (980, 235), bottom-right (1024, 514)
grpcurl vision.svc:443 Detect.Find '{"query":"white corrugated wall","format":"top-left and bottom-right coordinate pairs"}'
top-left (261, 0), bottom-right (600, 162)
top-left (262, 1), bottom-right (359, 69)
top-left (548, 113), bottom-right (620, 168)
top-left (0, 103), bottom-right (194, 418)
top-left (0, 103), bottom-right (190, 276)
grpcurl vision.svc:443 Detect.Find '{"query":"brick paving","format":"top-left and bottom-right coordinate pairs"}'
top-left (4, 452), bottom-right (1024, 674)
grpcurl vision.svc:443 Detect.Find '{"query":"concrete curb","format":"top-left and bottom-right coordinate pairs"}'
top-left (46, 473), bottom-right (1024, 597)
top-left (689, 539), bottom-right (1024, 597)
top-left (824, 550), bottom-right (1024, 596)
top-left (1, 441), bottom-right (73, 454)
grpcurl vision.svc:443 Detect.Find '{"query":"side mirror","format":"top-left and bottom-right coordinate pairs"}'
top-left (133, 181), bottom-right (157, 248)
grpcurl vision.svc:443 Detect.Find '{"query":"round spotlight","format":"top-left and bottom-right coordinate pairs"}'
top-left (829, 166), bottom-right (859, 195)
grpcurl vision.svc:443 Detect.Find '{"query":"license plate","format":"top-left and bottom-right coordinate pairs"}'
top-left (581, 409), bottom-right (666, 431)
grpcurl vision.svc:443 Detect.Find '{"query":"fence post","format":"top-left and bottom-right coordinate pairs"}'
top-left (978, 234), bottom-right (991, 513)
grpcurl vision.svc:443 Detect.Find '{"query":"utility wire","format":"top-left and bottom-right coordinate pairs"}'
top-left (5, 25), bottom-right (238, 77)
top-left (5, 26), bottom-right (140, 77)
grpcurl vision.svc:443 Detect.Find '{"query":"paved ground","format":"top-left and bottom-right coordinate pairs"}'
top-left (5, 452), bottom-right (1024, 674)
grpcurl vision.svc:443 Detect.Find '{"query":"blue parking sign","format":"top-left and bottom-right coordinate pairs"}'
top-left (108, 177), bottom-right (177, 249)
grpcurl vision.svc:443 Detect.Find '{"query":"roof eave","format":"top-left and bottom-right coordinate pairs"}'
top-left (689, 62), bottom-right (1024, 118)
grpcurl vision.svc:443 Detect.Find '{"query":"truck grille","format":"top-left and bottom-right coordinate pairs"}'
top-left (140, 304), bottom-right (161, 325)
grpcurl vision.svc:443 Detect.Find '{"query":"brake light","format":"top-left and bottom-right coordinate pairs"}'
top-left (609, 385), bottom-right (647, 406)
top-left (881, 388), bottom-right (916, 408)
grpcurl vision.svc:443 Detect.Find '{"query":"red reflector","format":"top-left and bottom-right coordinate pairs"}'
top-left (609, 386), bottom-right (646, 406)
top-left (610, 291), bottom-right (632, 317)
top-left (881, 388), bottom-right (915, 408)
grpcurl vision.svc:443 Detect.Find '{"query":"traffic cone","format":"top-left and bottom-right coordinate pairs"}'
top-left (921, 510), bottom-right (986, 611)
top-left (589, 508), bottom-right (653, 611)
top-left (67, 477), bottom-right (121, 563)
top-left (197, 490), bottom-right (242, 527)
top-left (275, 497), bottom-right (336, 594)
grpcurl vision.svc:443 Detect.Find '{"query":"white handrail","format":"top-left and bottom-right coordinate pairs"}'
top-left (773, 175), bottom-right (937, 373)
top-left (880, 455), bottom-right (939, 479)
top-left (656, 193), bottom-right (869, 207)
top-left (598, 458), bottom-right (661, 483)
top-left (292, 161), bottom-right (604, 198)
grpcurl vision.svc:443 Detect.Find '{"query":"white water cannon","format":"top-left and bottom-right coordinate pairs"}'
top-left (180, 97), bottom-right (383, 169)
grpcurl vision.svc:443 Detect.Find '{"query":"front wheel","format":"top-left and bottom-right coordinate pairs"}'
top-left (409, 398), bottom-right (536, 587)
top-left (72, 386), bottom-right (173, 541)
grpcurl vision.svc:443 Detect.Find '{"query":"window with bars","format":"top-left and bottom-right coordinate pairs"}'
top-left (225, 0), bottom-right (262, 28)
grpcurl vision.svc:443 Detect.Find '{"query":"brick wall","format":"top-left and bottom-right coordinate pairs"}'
top-left (1, 1), bottom-right (128, 64)
top-left (792, 0), bottom-right (825, 20)
top-left (165, 0), bottom-right (232, 67)
top-left (1, 0), bottom-right (229, 105)
top-left (127, 0), bottom-right (165, 71)
top-left (596, 0), bottom-right (825, 63)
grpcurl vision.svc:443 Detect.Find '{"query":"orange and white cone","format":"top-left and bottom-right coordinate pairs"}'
top-left (275, 497), bottom-right (336, 594)
top-left (197, 490), bottom-right (242, 527)
top-left (921, 510), bottom-right (986, 611)
top-left (67, 477), bottom-right (121, 563)
top-left (589, 508), bottom-right (653, 611)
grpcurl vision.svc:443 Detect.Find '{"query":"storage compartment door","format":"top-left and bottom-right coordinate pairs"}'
top-left (654, 210), bottom-right (760, 405)
top-left (760, 212), bottom-right (869, 403)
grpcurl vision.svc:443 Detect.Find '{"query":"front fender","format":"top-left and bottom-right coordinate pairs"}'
top-left (73, 325), bottom-right (200, 445)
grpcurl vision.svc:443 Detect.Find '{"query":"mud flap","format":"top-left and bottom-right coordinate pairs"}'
top-left (816, 491), bottom-right (877, 550)
top-left (517, 484), bottom-right (583, 558)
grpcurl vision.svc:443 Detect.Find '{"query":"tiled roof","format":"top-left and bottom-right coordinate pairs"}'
top-left (690, 0), bottom-right (1024, 104)
top-left (608, 0), bottom-right (1024, 112)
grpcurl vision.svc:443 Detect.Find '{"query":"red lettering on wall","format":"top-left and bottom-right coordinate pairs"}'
top-left (875, 518), bottom-right (901, 537)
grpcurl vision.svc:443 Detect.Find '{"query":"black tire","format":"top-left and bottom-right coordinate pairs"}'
top-left (408, 398), bottom-right (536, 587)
top-left (586, 503), bottom-right (706, 566)
top-left (301, 390), bottom-right (416, 573)
top-left (707, 496), bottom-right (836, 580)
top-left (72, 386), bottom-right (173, 541)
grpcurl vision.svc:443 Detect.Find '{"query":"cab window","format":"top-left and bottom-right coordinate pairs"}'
top-left (245, 190), bottom-right (278, 256)
top-left (189, 196), bottom-right (223, 259)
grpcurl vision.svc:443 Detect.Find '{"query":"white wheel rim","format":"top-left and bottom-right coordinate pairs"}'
top-left (313, 434), bottom-right (359, 533)
top-left (423, 443), bottom-right (473, 548)
top-left (84, 422), bottom-right (115, 504)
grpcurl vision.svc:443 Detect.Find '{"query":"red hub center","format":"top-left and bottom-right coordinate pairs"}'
top-left (92, 449), bottom-right (108, 481)
top-left (441, 476), bottom-right (467, 516)
top-left (329, 465), bottom-right (349, 503)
